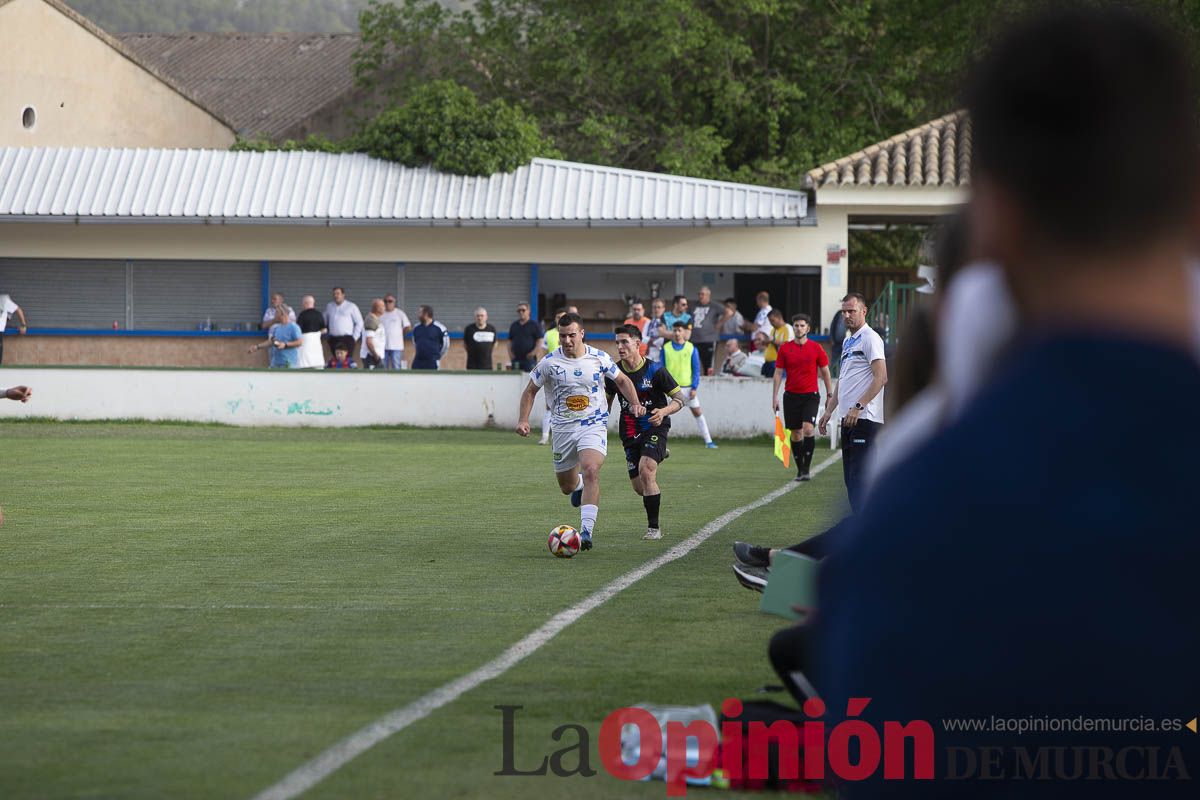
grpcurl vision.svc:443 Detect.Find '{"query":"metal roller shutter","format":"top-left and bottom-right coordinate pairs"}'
top-left (404, 264), bottom-right (530, 332)
top-left (268, 263), bottom-right (399, 317)
top-left (131, 261), bottom-right (260, 331)
top-left (0, 259), bottom-right (126, 328)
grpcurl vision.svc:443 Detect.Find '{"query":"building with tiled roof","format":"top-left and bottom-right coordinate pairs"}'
top-left (0, 0), bottom-right (235, 148)
top-left (117, 32), bottom-right (365, 142)
top-left (806, 111), bottom-right (970, 190)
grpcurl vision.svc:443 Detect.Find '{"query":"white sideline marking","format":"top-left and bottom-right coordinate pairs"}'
top-left (251, 451), bottom-right (843, 800)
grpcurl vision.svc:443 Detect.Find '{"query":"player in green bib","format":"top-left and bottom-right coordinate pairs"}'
top-left (660, 321), bottom-right (717, 448)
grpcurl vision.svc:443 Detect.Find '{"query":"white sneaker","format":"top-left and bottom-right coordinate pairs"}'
top-left (538, 436), bottom-right (549, 445)
top-left (643, 527), bottom-right (662, 540)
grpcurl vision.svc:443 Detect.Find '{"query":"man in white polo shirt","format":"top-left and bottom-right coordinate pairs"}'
top-left (819, 292), bottom-right (887, 512)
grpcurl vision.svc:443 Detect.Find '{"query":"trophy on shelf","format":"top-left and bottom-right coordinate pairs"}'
top-left (647, 280), bottom-right (663, 301)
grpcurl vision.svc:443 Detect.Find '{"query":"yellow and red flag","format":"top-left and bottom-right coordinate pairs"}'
top-left (773, 415), bottom-right (791, 468)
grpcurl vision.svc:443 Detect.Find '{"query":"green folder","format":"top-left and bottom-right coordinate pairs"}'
top-left (759, 550), bottom-right (819, 621)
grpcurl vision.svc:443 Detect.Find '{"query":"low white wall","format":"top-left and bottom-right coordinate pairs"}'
top-left (0, 369), bottom-right (828, 438)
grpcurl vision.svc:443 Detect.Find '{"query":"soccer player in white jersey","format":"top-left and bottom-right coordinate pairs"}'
top-left (516, 313), bottom-right (645, 551)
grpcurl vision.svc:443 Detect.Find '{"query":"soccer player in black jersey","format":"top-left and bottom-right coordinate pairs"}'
top-left (605, 324), bottom-right (685, 540)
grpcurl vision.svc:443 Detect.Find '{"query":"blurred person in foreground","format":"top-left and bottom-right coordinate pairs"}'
top-left (816, 8), bottom-right (1200, 796)
top-left (0, 384), bottom-right (32, 527)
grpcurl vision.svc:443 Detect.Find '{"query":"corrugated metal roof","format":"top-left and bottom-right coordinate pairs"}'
top-left (0, 149), bottom-right (809, 226)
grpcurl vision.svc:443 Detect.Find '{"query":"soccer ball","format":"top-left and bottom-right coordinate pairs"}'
top-left (548, 525), bottom-right (582, 558)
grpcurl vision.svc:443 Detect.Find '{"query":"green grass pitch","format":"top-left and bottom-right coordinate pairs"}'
top-left (0, 422), bottom-right (846, 798)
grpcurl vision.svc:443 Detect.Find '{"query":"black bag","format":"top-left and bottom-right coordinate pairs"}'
top-left (716, 699), bottom-right (822, 792)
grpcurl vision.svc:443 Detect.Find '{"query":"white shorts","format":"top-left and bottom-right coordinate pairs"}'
top-left (676, 387), bottom-right (702, 409)
top-left (551, 425), bottom-right (608, 472)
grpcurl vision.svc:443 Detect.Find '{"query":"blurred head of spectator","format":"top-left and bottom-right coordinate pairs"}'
top-left (332, 287), bottom-right (346, 305)
top-left (419, 305), bottom-right (434, 323)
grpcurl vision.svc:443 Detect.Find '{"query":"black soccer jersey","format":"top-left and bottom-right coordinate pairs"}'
top-left (604, 357), bottom-right (681, 441)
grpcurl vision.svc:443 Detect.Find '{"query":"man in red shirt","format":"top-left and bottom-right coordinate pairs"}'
top-left (772, 313), bottom-right (832, 481)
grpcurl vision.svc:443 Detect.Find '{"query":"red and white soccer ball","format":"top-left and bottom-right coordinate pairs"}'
top-left (548, 524), bottom-right (582, 558)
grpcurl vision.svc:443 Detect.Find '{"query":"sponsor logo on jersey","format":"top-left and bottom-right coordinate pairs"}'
top-left (565, 395), bottom-right (590, 412)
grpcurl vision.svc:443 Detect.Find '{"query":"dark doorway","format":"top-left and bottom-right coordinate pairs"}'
top-left (733, 272), bottom-right (820, 327)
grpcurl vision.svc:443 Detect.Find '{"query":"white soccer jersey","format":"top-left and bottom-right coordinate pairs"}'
top-left (530, 346), bottom-right (619, 429)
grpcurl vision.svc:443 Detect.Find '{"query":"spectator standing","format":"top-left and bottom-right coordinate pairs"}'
top-left (746, 291), bottom-right (773, 339)
top-left (380, 294), bottom-right (412, 369)
top-left (323, 287), bottom-right (363, 359)
top-left (260, 292), bottom-right (295, 329)
top-left (662, 295), bottom-right (692, 329)
top-left (508, 302), bottom-right (544, 372)
top-left (645, 298), bottom-right (669, 363)
top-left (248, 306), bottom-right (302, 368)
top-left (760, 308), bottom-right (794, 378)
top-left (360, 299), bottom-right (388, 369)
top-left (0, 293), bottom-right (27, 365)
top-left (295, 295), bottom-right (326, 369)
top-left (412, 305), bottom-right (449, 370)
top-left (624, 301), bottom-right (651, 356)
top-left (818, 292), bottom-right (886, 511)
top-left (464, 307), bottom-right (497, 370)
top-left (689, 286), bottom-right (719, 373)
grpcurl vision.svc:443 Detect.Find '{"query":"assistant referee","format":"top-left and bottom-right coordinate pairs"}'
top-left (772, 313), bottom-right (833, 481)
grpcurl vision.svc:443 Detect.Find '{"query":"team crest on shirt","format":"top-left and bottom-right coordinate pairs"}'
top-left (573, 368), bottom-right (583, 377)
top-left (640, 379), bottom-right (652, 389)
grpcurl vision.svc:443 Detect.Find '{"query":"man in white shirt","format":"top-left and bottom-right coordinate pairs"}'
top-left (745, 291), bottom-right (774, 340)
top-left (0, 293), bottom-right (28, 365)
top-left (380, 294), bottom-right (413, 369)
top-left (323, 286), bottom-right (363, 361)
top-left (360, 298), bottom-right (388, 369)
top-left (819, 292), bottom-right (888, 512)
top-left (515, 312), bottom-right (644, 551)
top-left (260, 292), bottom-right (295, 329)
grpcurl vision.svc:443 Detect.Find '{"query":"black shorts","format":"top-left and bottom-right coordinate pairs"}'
top-left (623, 428), bottom-right (669, 478)
top-left (783, 392), bottom-right (820, 430)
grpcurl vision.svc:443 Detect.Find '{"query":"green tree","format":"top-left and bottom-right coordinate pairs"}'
top-left (352, 0), bottom-right (1017, 186)
top-left (351, 81), bottom-right (559, 174)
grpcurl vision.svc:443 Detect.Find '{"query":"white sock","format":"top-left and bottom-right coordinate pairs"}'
top-left (581, 503), bottom-right (598, 533)
top-left (541, 410), bottom-right (551, 438)
top-left (695, 414), bottom-right (712, 444)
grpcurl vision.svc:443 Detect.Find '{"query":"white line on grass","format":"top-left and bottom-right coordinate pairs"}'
top-left (251, 450), bottom-right (843, 800)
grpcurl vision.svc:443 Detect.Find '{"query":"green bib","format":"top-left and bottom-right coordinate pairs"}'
top-left (663, 341), bottom-right (695, 387)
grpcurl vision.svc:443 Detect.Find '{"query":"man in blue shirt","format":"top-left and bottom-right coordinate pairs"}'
top-left (662, 295), bottom-right (692, 330)
top-left (410, 305), bottom-right (449, 370)
top-left (815, 8), bottom-right (1200, 795)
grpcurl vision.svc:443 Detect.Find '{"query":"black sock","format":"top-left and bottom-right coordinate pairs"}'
top-left (803, 437), bottom-right (816, 472)
top-left (793, 439), bottom-right (805, 475)
top-left (643, 493), bottom-right (661, 528)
